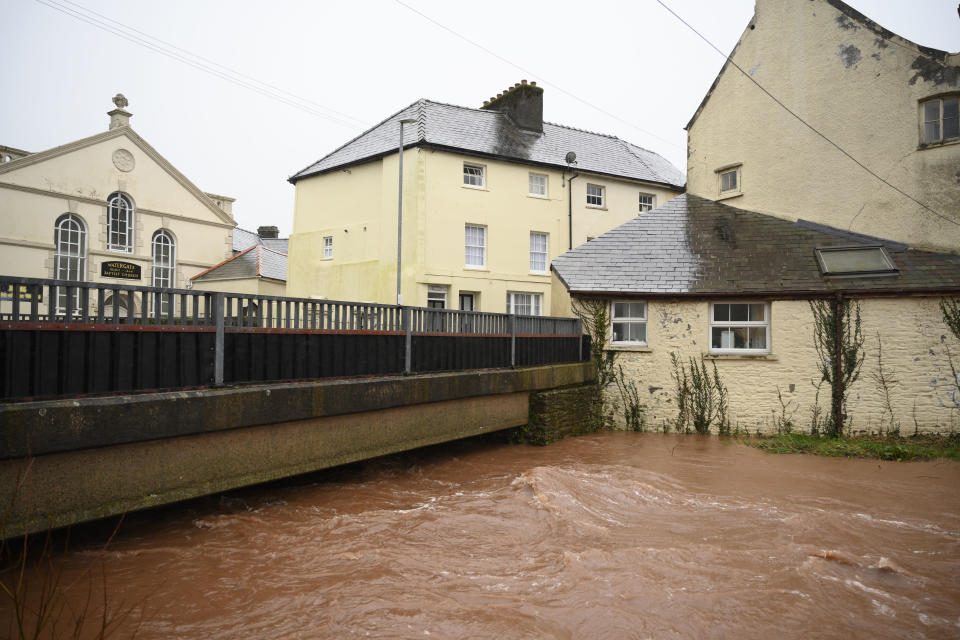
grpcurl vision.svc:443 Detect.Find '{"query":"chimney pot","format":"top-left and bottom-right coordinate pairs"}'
top-left (483, 100), bottom-right (489, 105)
top-left (530, 81), bottom-right (537, 86)
top-left (514, 83), bottom-right (520, 88)
top-left (497, 93), bottom-right (503, 98)
top-left (521, 79), bottom-right (527, 84)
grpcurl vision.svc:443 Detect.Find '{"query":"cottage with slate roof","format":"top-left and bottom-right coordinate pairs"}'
top-left (552, 0), bottom-right (960, 434)
top-left (287, 81), bottom-right (685, 315)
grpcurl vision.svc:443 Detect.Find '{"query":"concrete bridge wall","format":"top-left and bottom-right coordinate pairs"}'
top-left (0, 362), bottom-right (595, 537)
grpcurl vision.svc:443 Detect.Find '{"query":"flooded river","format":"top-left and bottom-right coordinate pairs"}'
top-left (4, 433), bottom-right (960, 638)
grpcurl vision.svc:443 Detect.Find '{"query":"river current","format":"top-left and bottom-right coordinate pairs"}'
top-left (4, 433), bottom-right (960, 638)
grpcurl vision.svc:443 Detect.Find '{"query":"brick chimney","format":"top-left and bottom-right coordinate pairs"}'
top-left (257, 225), bottom-right (279, 239)
top-left (480, 80), bottom-right (543, 132)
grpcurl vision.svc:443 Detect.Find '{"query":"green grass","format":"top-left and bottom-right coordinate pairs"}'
top-left (739, 432), bottom-right (960, 461)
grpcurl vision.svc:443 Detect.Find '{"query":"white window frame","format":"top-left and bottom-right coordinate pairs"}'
top-left (463, 163), bottom-right (485, 189)
top-left (529, 231), bottom-right (548, 274)
top-left (921, 95), bottom-right (959, 145)
top-left (586, 183), bottom-right (605, 208)
top-left (528, 172), bottom-right (548, 198)
top-left (506, 291), bottom-right (542, 316)
top-left (323, 235), bottom-right (333, 259)
top-left (465, 223), bottom-right (486, 268)
top-left (54, 213), bottom-right (86, 314)
top-left (427, 285), bottom-right (448, 309)
top-left (107, 192), bottom-right (134, 253)
top-left (151, 229), bottom-right (176, 317)
top-left (716, 165), bottom-right (742, 198)
top-left (610, 301), bottom-right (647, 346)
top-left (638, 193), bottom-right (656, 212)
top-left (709, 301), bottom-right (770, 354)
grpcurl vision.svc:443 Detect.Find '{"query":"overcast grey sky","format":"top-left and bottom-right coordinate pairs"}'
top-left (1, 0), bottom-right (957, 236)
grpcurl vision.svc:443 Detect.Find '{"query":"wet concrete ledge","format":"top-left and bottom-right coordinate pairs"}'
top-left (0, 362), bottom-right (595, 537)
top-left (0, 362), bottom-right (595, 459)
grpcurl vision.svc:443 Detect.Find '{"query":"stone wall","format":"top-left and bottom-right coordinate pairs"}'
top-left (608, 296), bottom-right (959, 435)
top-left (522, 384), bottom-right (603, 445)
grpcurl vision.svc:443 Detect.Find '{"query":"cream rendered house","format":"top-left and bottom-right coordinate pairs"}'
top-left (0, 96), bottom-right (240, 316)
top-left (287, 82), bottom-right (684, 316)
top-left (553, 0), bottom-right (960, 434)
top-left (685, 0), bottom-right (959, 252)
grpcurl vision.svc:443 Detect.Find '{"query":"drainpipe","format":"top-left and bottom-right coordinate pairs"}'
top-left (563, 167), bottom-right (579, 250)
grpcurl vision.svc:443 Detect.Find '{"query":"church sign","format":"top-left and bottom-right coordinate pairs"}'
top-left (100, 261), bottom-right (142, 280)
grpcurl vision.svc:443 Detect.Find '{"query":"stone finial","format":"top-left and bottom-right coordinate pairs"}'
top-left (107, 93), bottom-right (132, 130)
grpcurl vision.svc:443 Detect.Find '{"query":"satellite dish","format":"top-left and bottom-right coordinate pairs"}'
top-left (565, 151), bottom-right (577, 164)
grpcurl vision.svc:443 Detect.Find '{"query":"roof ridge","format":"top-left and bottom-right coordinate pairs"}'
top-left (260, 245), bottom-right (288, 257)
top-left (617, 138), bottom-right (660, 182)
top-left (543, 120), bottom-right (619, 139)
top-left (255, 244), bottom-right (263, 277)
top-left (289, 99), bottom-right (424, 181)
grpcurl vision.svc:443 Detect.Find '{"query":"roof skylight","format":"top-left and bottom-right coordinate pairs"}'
top-left (815, 246), bottom-right (898, 277)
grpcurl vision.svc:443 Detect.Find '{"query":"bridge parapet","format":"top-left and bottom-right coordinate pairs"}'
top-left (0, 276), bottom-right (588, 402)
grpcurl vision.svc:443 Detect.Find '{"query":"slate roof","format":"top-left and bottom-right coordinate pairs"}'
top-left (192, 244), bottom-right (287, 283)
top-left (552, 194), bottom-right (960, 296)
top-left (289, 100), bottom-right (685, 188)
top-left (232, 227), bottom-right (289, 254)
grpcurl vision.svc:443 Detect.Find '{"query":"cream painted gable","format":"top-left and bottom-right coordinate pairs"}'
top-left (0, 127), bottom-right (233, 227)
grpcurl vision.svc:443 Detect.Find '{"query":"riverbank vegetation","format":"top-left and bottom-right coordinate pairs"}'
top-left (738, 432), bottom-right (960, 461)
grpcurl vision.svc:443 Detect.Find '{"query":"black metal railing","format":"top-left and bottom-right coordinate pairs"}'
top-left (0, 276), bottom-right (586, 401)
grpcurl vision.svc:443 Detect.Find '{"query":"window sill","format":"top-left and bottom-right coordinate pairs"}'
top-left (917, 137), bottom-right (960, 151)
top-left (607, 344), bottom-right (651, 352)
top-left (527, 194), bottom-right (548, 200)
top-left (717, 191), bottom-right (742, 201)
top-left (529, 271), bottom-right (550, 277)
top-left (585, 205), bottom-right (607, 211)
top-left (462, 184), bottom-right (488, 191)
top-left (464, 265), bottom-right (488, 272)
top-left (704, 353), bottom-right (777, 361)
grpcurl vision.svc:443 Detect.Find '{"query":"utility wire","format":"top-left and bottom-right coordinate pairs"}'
top-left (654, 0), bottom-right (957, 228)
top-left (34, 0), bottom-right (368, 130)
top-left (55, 0), bottom-right (368, 127)
top-left (393, 0), bottom-right (685, 152)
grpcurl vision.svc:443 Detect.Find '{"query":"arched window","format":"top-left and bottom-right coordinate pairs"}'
top-left (107, 192), bottom-right (134, 252)
top-left (54, 214), bottom-right (86, 313)
top-left (152, 229), bottom-right (176, 317)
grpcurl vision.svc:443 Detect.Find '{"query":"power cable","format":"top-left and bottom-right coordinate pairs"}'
top-left (392, 0), bottom-right (685, 152)
top-left (654, 0), bottom-right (958, 228)
top-left (33, 0), bottom-right (368, 130)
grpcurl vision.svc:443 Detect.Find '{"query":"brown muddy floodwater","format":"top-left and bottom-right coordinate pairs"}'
top-left (5, 433), bottom-right (960, 639)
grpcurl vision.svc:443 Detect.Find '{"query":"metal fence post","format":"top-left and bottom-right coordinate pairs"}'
top-left (509, 313), bottom-right (516, 368)
top-left (213, 292), bottom-right (225, 387)
top-left (402, 306), bottom-right (412, 374)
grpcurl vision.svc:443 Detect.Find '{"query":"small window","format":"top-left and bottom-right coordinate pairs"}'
top-left (921, 96), bottom-right (959, 144)
top-left (530, 231), bottom-right (548, 273)
top-left (465, 224), bottom-right (486, 267)
top-left (529, 173), bottom-right (547, 197)
top-left (463, 163), bottom-right (485, 188)
top-left (638, 193), bottom-right (655, 212)
top-left (815, 246), bottom-right (897, 277)
top-left (586, 184), bottom-right (605, 208)
top-left (719, 168), bottom-right (739, 194)
top-left (710, 302), bottom-right (769, 353)
top-left (611, 301), bottom-right (647, 345)
top-left (107, 192), bottom-right (134, 252)
top-left (427, 285), bottom-right (447, 309)
top-left (323, 235), bottom-right (333, 259)
top-left (506, 291), bottom-right (542, 316)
